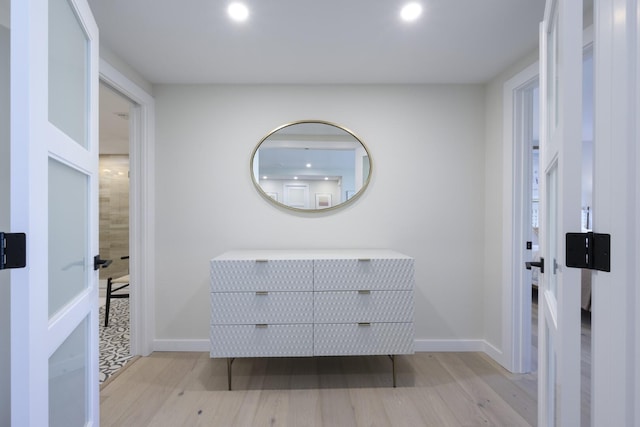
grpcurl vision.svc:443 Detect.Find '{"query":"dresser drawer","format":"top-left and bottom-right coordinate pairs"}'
top-left (211, 291), bottom-right (313, 324)
top-left (314, 290), bottom-right (413, 323)
top-left (210, 324), bottom-right (313, 358)
top-left (210, 259), bottom-right (313, 292)
top-left (314, 322), bottom-right (414, 356)
top-left (314, 258), bottom-right (414, 291)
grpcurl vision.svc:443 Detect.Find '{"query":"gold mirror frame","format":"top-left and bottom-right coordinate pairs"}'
top-left (250, 120), bottom-right (373, 213)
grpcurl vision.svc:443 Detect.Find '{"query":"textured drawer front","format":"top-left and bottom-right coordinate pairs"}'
top-left (210, 324), bottom-right (313, 358)
top-left (211, 291), bottom-right (313, 324)
top-left (314, 323), bottom-right (414, 355)
top-left (314, 258), bottom-right (414, 291)
top-left (314, 291), bottom-right (413, 323)
top-left (210, 259), bottom-right (313, 292)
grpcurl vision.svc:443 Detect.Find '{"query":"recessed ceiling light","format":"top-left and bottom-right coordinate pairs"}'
top-left (306, 163), bottom-right (312, 168)
top-left (228, 2), bottom-right (249, 22)
top-left (400, 2), bottom-right (422, 22)
top-left (262, 176), bottom-right (267, 180)
top-left (293, 176), bottom-right (298, 180)
top-left (324, 177), bottom-right (329, 180)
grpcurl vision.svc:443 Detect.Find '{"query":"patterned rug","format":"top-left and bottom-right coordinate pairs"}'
top-left (99, 298), bottom-right (134, 383)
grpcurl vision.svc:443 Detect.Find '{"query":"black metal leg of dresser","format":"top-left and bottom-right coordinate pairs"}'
top-left (227, 358), bottom-right (235, 390)
top-left (388, 355), bottom-right (396, 387)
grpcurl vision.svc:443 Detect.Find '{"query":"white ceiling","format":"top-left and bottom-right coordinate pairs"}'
top-left (87, 0), bottom-right (546, 85)
top-left (3, 1), bottom-right (548, 151)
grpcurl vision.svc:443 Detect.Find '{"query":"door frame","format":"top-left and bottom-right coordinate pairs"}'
top-left (502, 61), bottom-right (539, 373)
top-left (99, 59), bottom-right (155, 356)
top-left (503, 27), bottom-right (593, 375)
top-left (590, 0), bottom-right (639, 424)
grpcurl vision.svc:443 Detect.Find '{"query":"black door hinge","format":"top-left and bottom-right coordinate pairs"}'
top-left (0, 232), bottom-right (27, 270)
top-left (566, 232), bottom-right (610, 272)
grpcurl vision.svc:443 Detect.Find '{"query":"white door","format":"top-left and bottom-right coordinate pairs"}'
top-left (284, 183), bottom-right (309, 209)
top-left (10, 0), bottom-right (100, 425)
top-left (538, 0), bottom-right (583, 425)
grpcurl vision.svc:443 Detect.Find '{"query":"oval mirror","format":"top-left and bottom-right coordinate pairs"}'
top-left (251, 120), bottom-right (372, 212)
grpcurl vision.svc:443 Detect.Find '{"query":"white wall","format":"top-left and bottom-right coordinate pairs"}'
top-left (0, 23), bottom-right (11, 427)
top-left (0, 2), bottom-right (7, 29)
top-left (154, 84), bottom-right (487, 347)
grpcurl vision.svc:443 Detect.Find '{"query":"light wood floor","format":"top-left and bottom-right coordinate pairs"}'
top-left (101, 294), bottom-right (591, 427)
top-left (100, 351), bottom-right (537, 427)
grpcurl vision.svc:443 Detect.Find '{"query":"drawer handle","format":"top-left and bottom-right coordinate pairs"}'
top-left (255, 291), bottom-right (269, 296)
top-left (255, 259), bottom-right (269, 263)
top-left (255, 324), bottom-right (268, 328)
top-left (358, 258), bottom-right (371, 262)
top-left (358, 322), bottom-right (371, 327)
top-left (358, 290), bottom-right (371, 295)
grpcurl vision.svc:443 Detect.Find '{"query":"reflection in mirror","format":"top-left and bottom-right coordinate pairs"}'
top-left (251, 121), bottom-right (372, 212)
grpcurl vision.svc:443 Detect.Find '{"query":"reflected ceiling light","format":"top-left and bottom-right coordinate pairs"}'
top-left (400, 2), bottom-right (422, 22)
top-left (324, 177), bottom-right (329, 180)
top-left (262, 176), bottom-right (267, 180)
top-left (306, 163), bottom-right (312, 168)
top-left (228, 2), bottom-right (249, 22)
top-left (293, 176), bottom-right (298, 180)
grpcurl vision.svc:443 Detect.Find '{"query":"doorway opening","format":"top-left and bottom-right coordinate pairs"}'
top-left (579, 43), bottom-right (594, 425)
top-left (98, 81), bottom-right (134, 383)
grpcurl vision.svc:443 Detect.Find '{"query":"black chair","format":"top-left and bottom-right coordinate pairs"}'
top-left (104, 256), bottom-right (130, 327)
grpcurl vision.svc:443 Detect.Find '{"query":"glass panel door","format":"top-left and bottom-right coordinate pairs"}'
top-left (538, 0), bottom-right (583, 424)
top-left (48, 158), bottom-right (89, 317)
top-left (49, 317), bottom-right (89, 427)
top-left (46, 0), bottom-right (99, 424)
top-left (9, 0), bottom-right (99, 425)
top-left (48, 0), bottom-right (89, 147)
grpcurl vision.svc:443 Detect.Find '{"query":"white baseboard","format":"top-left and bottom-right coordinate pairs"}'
top-left (482, 340), bottom-right (505, 365)
top-left (413, 339), bottom-right (487, 352)
top-left (413, 339), bottom-right (506, 370)
top-left (150, 338), bottom-right (506, 369)
top-left (152, 339), bottom-right (210, 352)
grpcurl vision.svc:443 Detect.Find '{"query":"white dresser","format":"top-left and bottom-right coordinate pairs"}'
top-left (210, 249), bottom-right (414, 389)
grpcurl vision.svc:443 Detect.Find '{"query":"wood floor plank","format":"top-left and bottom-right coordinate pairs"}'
top-left (378, 386), bottom-right (449, 427)
top-left (434, 352), bottom-right (531, 427)
top-left (250, 390), bottom-right (291, 427)
top-left (456, 352), bottom-right (537, 426)
top-left (348, 388), bottom-right (392, 426)
top-left (404, 356), bottom-right (472, 426)
top-left (100, 353), bottom-right (177, 426)
top-left (410, 352), bottom-right (492, 426)
top-left (285, 389), bottom-right (322, 427)
top-left (103, 352), bottom-right (202, 427)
